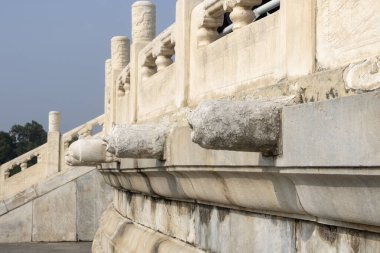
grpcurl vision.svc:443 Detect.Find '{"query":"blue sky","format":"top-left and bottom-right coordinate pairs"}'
top-left (0, 0), bottom-right (175, 132)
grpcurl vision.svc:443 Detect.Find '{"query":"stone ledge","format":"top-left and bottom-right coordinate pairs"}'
top-left (99, 166), bottom-right (380, 232)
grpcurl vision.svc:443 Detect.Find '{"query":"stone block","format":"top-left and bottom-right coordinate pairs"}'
top-left (32, 181), bottom-right (77, 242)
top-left (4, 187), bottom-right (37, 212)
top-left (76, 170), bottom-right (113, 241)
top-left (0, 202), bottom-right (32, 242)
top-left (279, 91), bottom-right (380, 166)
top-left (35, 166), bottom-right (93, 196)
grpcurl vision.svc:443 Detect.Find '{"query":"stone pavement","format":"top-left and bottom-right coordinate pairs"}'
top-left (0, 242), bottom-right (92, 253)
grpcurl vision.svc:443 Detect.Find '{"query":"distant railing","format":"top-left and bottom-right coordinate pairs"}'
top-left (0, 113), bottom-right (105, 200)
top-left (0, 144), bottom-right (47, 179)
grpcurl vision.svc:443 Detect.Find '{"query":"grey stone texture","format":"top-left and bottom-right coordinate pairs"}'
top-left (105, 124), bottom-right (166, 159)
top-left (0, 203), bottom-right (32, 243)
top-left (0, 201), bottom-right (7, 216)
top-left (297, 221), bottom-right (380, 253)
top-left (76, 170), bottom-right (114, 241)
top-left (187, 97), bottom-right (294, 155)
top-left (278, 91), bottom-right (380, 166)
top-left (32, 182), bottom-right (77, 242)
top-left (103, 191), bottom-right (380, 253)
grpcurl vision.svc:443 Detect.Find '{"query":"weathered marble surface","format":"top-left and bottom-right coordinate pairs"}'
top-left (343, 57), bottom-right (380, 91)
top-left (316, 0), bottom-right (380, 69)
top-left (95, 191), bottom-right (380, 253)
top-left (93, 205), bottom-right (205, 253)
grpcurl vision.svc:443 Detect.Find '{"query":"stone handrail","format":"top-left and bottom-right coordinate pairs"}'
top-left (140, 23), bottom-right (176, 80)
top-left (62, 114), bottom-right (105, 149)
top-left (0, 143), bottom-right (47, 179)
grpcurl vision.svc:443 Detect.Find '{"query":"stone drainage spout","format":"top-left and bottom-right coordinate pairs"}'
top-left (188, 97), bottom-right (294, 156)
top-left (104, 124), bottom-right (166, 160)
top-left (65, 138), bottom-right (112, 166)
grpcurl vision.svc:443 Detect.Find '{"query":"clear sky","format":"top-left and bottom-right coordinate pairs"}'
top-left (0, 0), bottom-right (175, 132)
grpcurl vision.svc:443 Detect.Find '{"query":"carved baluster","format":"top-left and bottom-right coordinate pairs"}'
top-left (223, 0), bottom-right (262, 30)
top-left (20, 161), bottom-right (28, 171)
top-left (153, 43), bottom-right (175, 71)
top-left (198, 0), bottom-right (225, 47)
top-left (141, 53), bottom-right (157, 81)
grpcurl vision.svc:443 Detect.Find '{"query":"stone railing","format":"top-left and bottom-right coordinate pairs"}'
top-left (137, 24), bottom-right (177, 120)
top-left (140, 24), bottom-right (176, 81)
top-left (62, 114), bottom-right (105, 149)
top-left (197, 0), bottom-right (270, 47)
top-left (0, 112), bottom-right (105, 200)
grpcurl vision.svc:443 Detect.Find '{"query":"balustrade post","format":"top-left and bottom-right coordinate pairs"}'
top-left (130, 0), bottom-right (156, 123)
top-left (175, 0), bottom-right (203, 107)
top-left (104, 59), bottom-right (113, 135)
top-left (280, 0), bottom-right (316, 77)
top-left (110, 36), bottom-right (130, 125)
top-left (46, 111), bottom-right (61, 177)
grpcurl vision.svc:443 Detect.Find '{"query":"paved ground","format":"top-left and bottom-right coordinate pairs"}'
top-left (0, 242), bottom-right (92, 253)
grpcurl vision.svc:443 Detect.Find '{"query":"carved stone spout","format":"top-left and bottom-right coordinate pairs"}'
top-left (188, 97), bottom-right (295, 155)
top-left (65, 138), bottom-right (112, 166)
top-left (104, 124), bottom-right (166, 160)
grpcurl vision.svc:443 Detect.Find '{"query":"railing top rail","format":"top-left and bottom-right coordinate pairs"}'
top-left (62, 114), bottom-right (105, 141)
